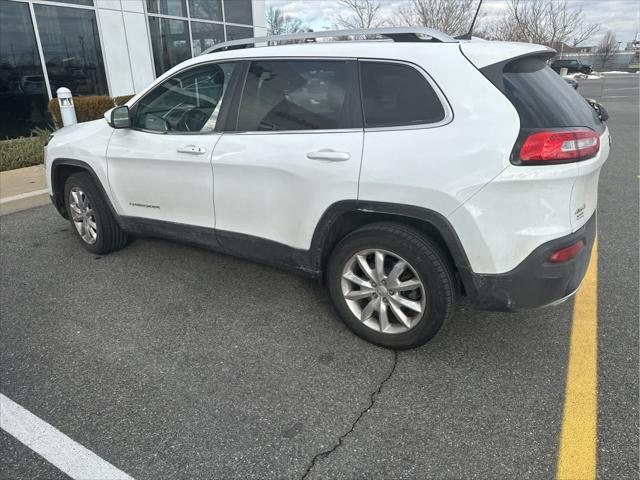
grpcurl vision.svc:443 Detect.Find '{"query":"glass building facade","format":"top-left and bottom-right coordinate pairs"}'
top-left (0, 0), bottom-right (262, 139)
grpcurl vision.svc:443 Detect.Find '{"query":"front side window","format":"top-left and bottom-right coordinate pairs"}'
top-left (133, 63), bottom-right (235, 133)
top-left (359, 61), bottom-right (446, 128)
top-left (236, 60), bottom-right (351, 131)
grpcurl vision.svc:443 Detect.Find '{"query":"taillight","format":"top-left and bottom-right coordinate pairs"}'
top-left (549, 240), bottom-right (585, 263)
top-left (518, 129), bottom-right (600, 164)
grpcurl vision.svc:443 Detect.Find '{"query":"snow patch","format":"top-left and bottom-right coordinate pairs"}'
top-left (562, 73), bottom-right (601, 80)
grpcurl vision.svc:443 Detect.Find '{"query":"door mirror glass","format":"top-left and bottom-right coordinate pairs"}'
top-left (111, 105), bottom-right (131, 129)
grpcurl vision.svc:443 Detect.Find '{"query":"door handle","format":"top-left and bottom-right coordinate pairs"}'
top-left (306, 149), bottom-right (351, 162)
top-left (177, 145), bottom-right (206, 155)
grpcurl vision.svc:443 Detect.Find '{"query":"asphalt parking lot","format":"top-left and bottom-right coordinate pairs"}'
top-left (1, 74), bottom-right (638, 479)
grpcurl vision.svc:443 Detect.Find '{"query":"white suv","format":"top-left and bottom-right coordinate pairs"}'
top-left (44, 28), bottom-right (609, 349)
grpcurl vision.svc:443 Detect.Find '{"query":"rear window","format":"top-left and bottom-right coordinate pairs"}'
top-left (497, 56), bottom-right (602, 131)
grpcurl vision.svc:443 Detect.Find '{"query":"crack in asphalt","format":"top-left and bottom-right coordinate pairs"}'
top-left (300, 350), bottom-right (399, 479)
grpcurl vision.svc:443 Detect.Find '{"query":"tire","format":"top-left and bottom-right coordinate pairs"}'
top-left (327, 222), bottom-right (455, 349)
top-left (64, 171), bottom-right (128, 254)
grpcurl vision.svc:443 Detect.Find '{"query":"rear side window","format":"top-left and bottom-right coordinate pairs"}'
top-left (500, 57), bottom-right (602, 131)
top-left (359, 61), bottom-right (446, 128)
top-left (236, 60), bottom-right (353, 131)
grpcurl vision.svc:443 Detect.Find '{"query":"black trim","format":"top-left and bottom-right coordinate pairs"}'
top-left (118, 216), bottom-right (317, 276)
top-left (309, 200), bottom-right (477, 293)
top-left (119, 216), bottom-right (220, 250)
top-left (470, 213), bottom-right (596, 311)
top-left (216, 60), bottom-right (248, 133)
top-left (49, 158), bottom-right (120, 222)
top-left (223, 60), bottom-right (249, 132)
top-left (216, 230), bottom-right (315, 275)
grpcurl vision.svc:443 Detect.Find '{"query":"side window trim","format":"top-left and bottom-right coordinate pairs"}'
top-left (223, 57), bottom-right (363, 134)
top-left (357, 58), bottom-right (453, 132)
top-left (128, 60), bottom-right (239, 136)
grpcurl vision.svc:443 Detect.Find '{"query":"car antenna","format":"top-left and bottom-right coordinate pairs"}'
top-left (455, 0), bottom-right (483, 40)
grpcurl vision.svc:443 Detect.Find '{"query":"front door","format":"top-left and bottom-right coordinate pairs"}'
top-left (211, 59), bottom-right (363, 252)
top-left (107, 62), bottom-right (236, 228)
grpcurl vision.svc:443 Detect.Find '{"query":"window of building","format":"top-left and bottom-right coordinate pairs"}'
top-left (191, 21), bottom-right (224, 56)
top-left (224, 0), bottom-right (252, 25)
top-left (225, 25), bottom-right (253, 41)
top-left (133, 62), bottom-right (235, 133)
top-left (236, 60), bottom-right (351, 132)
top-left (359, 61), bottom-right (445, 128)
top-left (34, 3), bottom-right (108, 97)
top-left (188, 0), bottom-right (222, 22)
top-left (148, 17), bottom-right (191, 75)
top-left (0, 0), bottom-right (49, 138)
top-left (146, 0), bottom-right (187, 17)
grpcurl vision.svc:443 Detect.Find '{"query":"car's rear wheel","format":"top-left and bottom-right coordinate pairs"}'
top-left (64, 172), bottom-right (128, 254)
top-left (327, 222), bottom-right (455, 349)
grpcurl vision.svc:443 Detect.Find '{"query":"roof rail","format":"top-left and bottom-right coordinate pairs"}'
top-left (199, 27), bottom-right (456, 56)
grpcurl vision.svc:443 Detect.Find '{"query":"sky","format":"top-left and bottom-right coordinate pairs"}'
top-left (265, 0), bottom-right (640, 45)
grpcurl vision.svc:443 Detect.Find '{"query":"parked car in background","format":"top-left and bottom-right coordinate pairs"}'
top-left (44, 28), bottom-right (610, 349)
top-left (20, 75), bottom-right (46, 96)
top-left (551, 58), bottom-right (592, 74)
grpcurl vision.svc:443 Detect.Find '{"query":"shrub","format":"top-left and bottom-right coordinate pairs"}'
top-left (47, 93), bottom-right (136, 128)
top-left (48, 96), bottom-right (117, 129)
top-left (0, 128), bottom-right (51, 172)
top-left (113, 95), bottom-right (134, 106)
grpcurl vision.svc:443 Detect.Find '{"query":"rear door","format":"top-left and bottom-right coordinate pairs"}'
top-left (211, 58), bottom-right (363, 253)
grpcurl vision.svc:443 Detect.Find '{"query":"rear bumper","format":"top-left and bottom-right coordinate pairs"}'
top-left (468, 213), bottom-right (596, 311)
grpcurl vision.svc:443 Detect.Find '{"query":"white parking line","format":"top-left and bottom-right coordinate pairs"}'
top-left (0, 394), bottom-right (134, 480)
top-left (0, 189), bottom-right (49, 204)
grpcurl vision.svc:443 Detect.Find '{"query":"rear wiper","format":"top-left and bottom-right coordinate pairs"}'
top-left (586, 98), bottom-right (609, 122)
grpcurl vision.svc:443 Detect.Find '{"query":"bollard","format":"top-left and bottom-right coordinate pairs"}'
top-left (560, 67), bottom-right (568, 76)
top-left (56, 87), bottom-right (77, 127)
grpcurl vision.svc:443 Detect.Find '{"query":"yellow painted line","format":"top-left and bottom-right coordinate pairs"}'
top-left (556, 238), bottom-right (598, 480)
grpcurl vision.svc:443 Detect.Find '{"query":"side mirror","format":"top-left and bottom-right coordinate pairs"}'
top-left (111, 105), bottom-right (131, 129)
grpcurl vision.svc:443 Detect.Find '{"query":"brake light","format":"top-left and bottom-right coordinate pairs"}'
top-left (549, 240), bottom-right (585, 263)
top-left (519, 129), bottom-right (600, 163)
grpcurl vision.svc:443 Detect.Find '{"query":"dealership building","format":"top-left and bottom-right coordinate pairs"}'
top-left (0, 0), bottom-right (266, 138)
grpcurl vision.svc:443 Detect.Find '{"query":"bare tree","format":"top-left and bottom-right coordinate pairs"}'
top-left (334, 0), bottom-right (386, 29)
top-left (596, 31), bottom-right (618, 69)
top-left (266, 7), bottom-right (306, 36)
top-left (392, 0), bottom-right (477, 37)
top-left (483, 0), bottom-right (599, 47)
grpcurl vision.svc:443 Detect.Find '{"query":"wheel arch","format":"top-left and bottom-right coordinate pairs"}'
top-left (50, 158), bottom-right (119, 222)
top-left (310, 201), bottom-right (478, 296)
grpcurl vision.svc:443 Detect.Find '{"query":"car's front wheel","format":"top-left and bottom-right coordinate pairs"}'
top-left (64, 172), bottom-right (128, 254)
top-left (327, 222), bottom-right (455, 349)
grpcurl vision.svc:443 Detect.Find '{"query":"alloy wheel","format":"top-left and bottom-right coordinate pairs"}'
top-left (341, 249), bottom-right (427, 334)
top-left (69, 187), bottom-right (97, 245)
